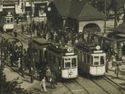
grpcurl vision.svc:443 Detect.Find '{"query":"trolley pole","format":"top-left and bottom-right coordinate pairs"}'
top-left (30, 0), bottom-right (34, 83)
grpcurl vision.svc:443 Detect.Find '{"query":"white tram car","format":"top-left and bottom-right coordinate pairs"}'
top-left (46, 43), bottom-right (78, 79)
top-left (75, 43), bottom-right (106, 76)
top-left (3, 12), bottom-right (14, 32)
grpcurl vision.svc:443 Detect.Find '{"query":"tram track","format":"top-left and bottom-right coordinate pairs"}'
top-left (91, 78), bottom-right (111, 94)
top-left (8, 32), bottom-right (29, 44)
top-left (91, 76), bottom-right (124, 94)
top-left (75, 80), bottom-right (91, 94)
top-left (103, 76), bottom-right (125, 94)
top-left (63, 79), bottom-right (90, 94)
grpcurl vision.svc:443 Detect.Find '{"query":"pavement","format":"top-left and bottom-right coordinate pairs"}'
top-left (105, 64), bottom-right (125, 90)
top-left (3, 66), bottom-right (68, 94)
top-left (3, 64), bottom-right (125, 94)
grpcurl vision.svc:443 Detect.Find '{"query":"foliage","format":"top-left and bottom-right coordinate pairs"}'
top-left (91, 0), bottom-right (125, 14)
top-left (90, 0), bottom-right (125, 27)
top-left (0, 68), bottom-right (28, 94)
top-left (91, 0), bottom-right (111, 13)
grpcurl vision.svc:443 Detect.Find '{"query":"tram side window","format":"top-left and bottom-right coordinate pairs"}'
top-left (91, 56), bottom-right (93, 64)
top-left (84, 54), bottom-right (86, 63)
top-left (82, 52), bottom-right (84, 62)
top-left (87, 55), bottom-right (90, 63)
top-left (72, 58), bottom-right (77, 67)
top-left (100, 56), bottom-right (105, 65)
top-left (78, 51), bottom-right (82, 62)
top-left (11, 18), bottom-right (13, 22)
top-left (59, 59), bottom-right (61, 66)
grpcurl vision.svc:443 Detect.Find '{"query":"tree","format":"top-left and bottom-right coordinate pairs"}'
top-left (91, 0), bottom-right (125, 28)
top-left (0, 62), bottom-right (27, 94)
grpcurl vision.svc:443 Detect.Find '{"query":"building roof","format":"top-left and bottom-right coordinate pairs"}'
top-left (115, 0), bottom-right (125, 10)
top-left (78, 2), bottom-right (105, 21)
top-left (68, 0), bottom-right (88, 20)
top-left (52, 0), bottom-right (105, 21)
top-left (53, 0), bottom-right (72, 18)
top-left (115, 23), bottom-right (125, 33)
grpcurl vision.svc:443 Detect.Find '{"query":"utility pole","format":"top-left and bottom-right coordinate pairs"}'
top-left (30, 0), bottom-right (34, 83)
top-left (123, 4), bottom-right (125, 22)
top-left (0, 33), bottom-right (3, 94)
top-left (104, 0), bottom-right (107, 34)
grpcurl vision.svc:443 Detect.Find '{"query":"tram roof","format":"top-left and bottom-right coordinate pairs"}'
top-left (32, 37), bottom-right (49, 45)
top-left (48, 43), bottom-right (74, 54)
top-left (2, 34), bottom-right (14, 40)
top-left (93, 33), bottom-right (125, 42)
top-left (48, 43), bottom-right (67, 53)
top-left (115, 23), bottom-right (125, 33)
top-left (76, 42), bottom-right (100, 53)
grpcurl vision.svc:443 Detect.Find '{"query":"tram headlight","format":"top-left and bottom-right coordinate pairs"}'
top-left (67, 47), bottom-right (73, 52)
top-left (56, 46), bottom-right (58, 48)
top-left (96, 45), bottom-right (101, 50)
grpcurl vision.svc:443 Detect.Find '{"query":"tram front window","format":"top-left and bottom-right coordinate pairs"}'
top-left (65, 62), bottom-right (70, 68)
top-left (6, 19), bottom-right (10, 23)
top-left (94, 62), bottom-right (99, 66)
top-left (72, 58), bottom-right (77, 67)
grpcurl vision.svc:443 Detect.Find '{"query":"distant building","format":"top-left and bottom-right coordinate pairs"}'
top-left (46, 0), bottom-right (106, 33)
top-left (0, 0), bottom-right (49, 16)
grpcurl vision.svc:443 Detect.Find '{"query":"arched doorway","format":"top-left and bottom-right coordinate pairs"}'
top-left (83, 23), bottom-right (101, 33)
top-left (82, 23), bottom-right (101, 42)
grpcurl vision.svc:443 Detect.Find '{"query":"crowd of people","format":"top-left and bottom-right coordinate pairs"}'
top-left (0, 36), bottom-right (57, 93)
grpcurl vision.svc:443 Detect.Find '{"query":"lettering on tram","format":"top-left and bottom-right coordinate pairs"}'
top-left (75, 43), bottom-right (106, 76)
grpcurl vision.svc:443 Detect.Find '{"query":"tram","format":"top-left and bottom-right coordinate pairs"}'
top-left (75, 42), bottom-right (106, 76)
top-left (29, 38), bottom-right (50, 77)
top-left (46, 43), bottom-right (78, 79)
top-left (91, 33), bottom-right (125, 59)
top-left (0, 12), bottom-right (14, 32)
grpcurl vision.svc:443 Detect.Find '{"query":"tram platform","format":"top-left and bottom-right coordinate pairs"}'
top-left (105, 64), bottom-right (125, 90)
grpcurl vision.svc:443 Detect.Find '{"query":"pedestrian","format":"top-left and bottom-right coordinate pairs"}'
top-left (106, 59), bottom-right (109, 73)
top-left (30, 66), bottom-right (34, 83)
top-left (17, 58), bottom-right (21, 70)
top-left (115, 63), bottom-right (120, 78)
top-left (46, 66), bottom-right (52, 81)
top-left (13, 29), bottom-right (17, 37)
top-left (49, 74), bottom-right (56, 89)
top-left (21, 24), bottom-right (24, 34)
top-left (40, 76), bottom-right (47, 93)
